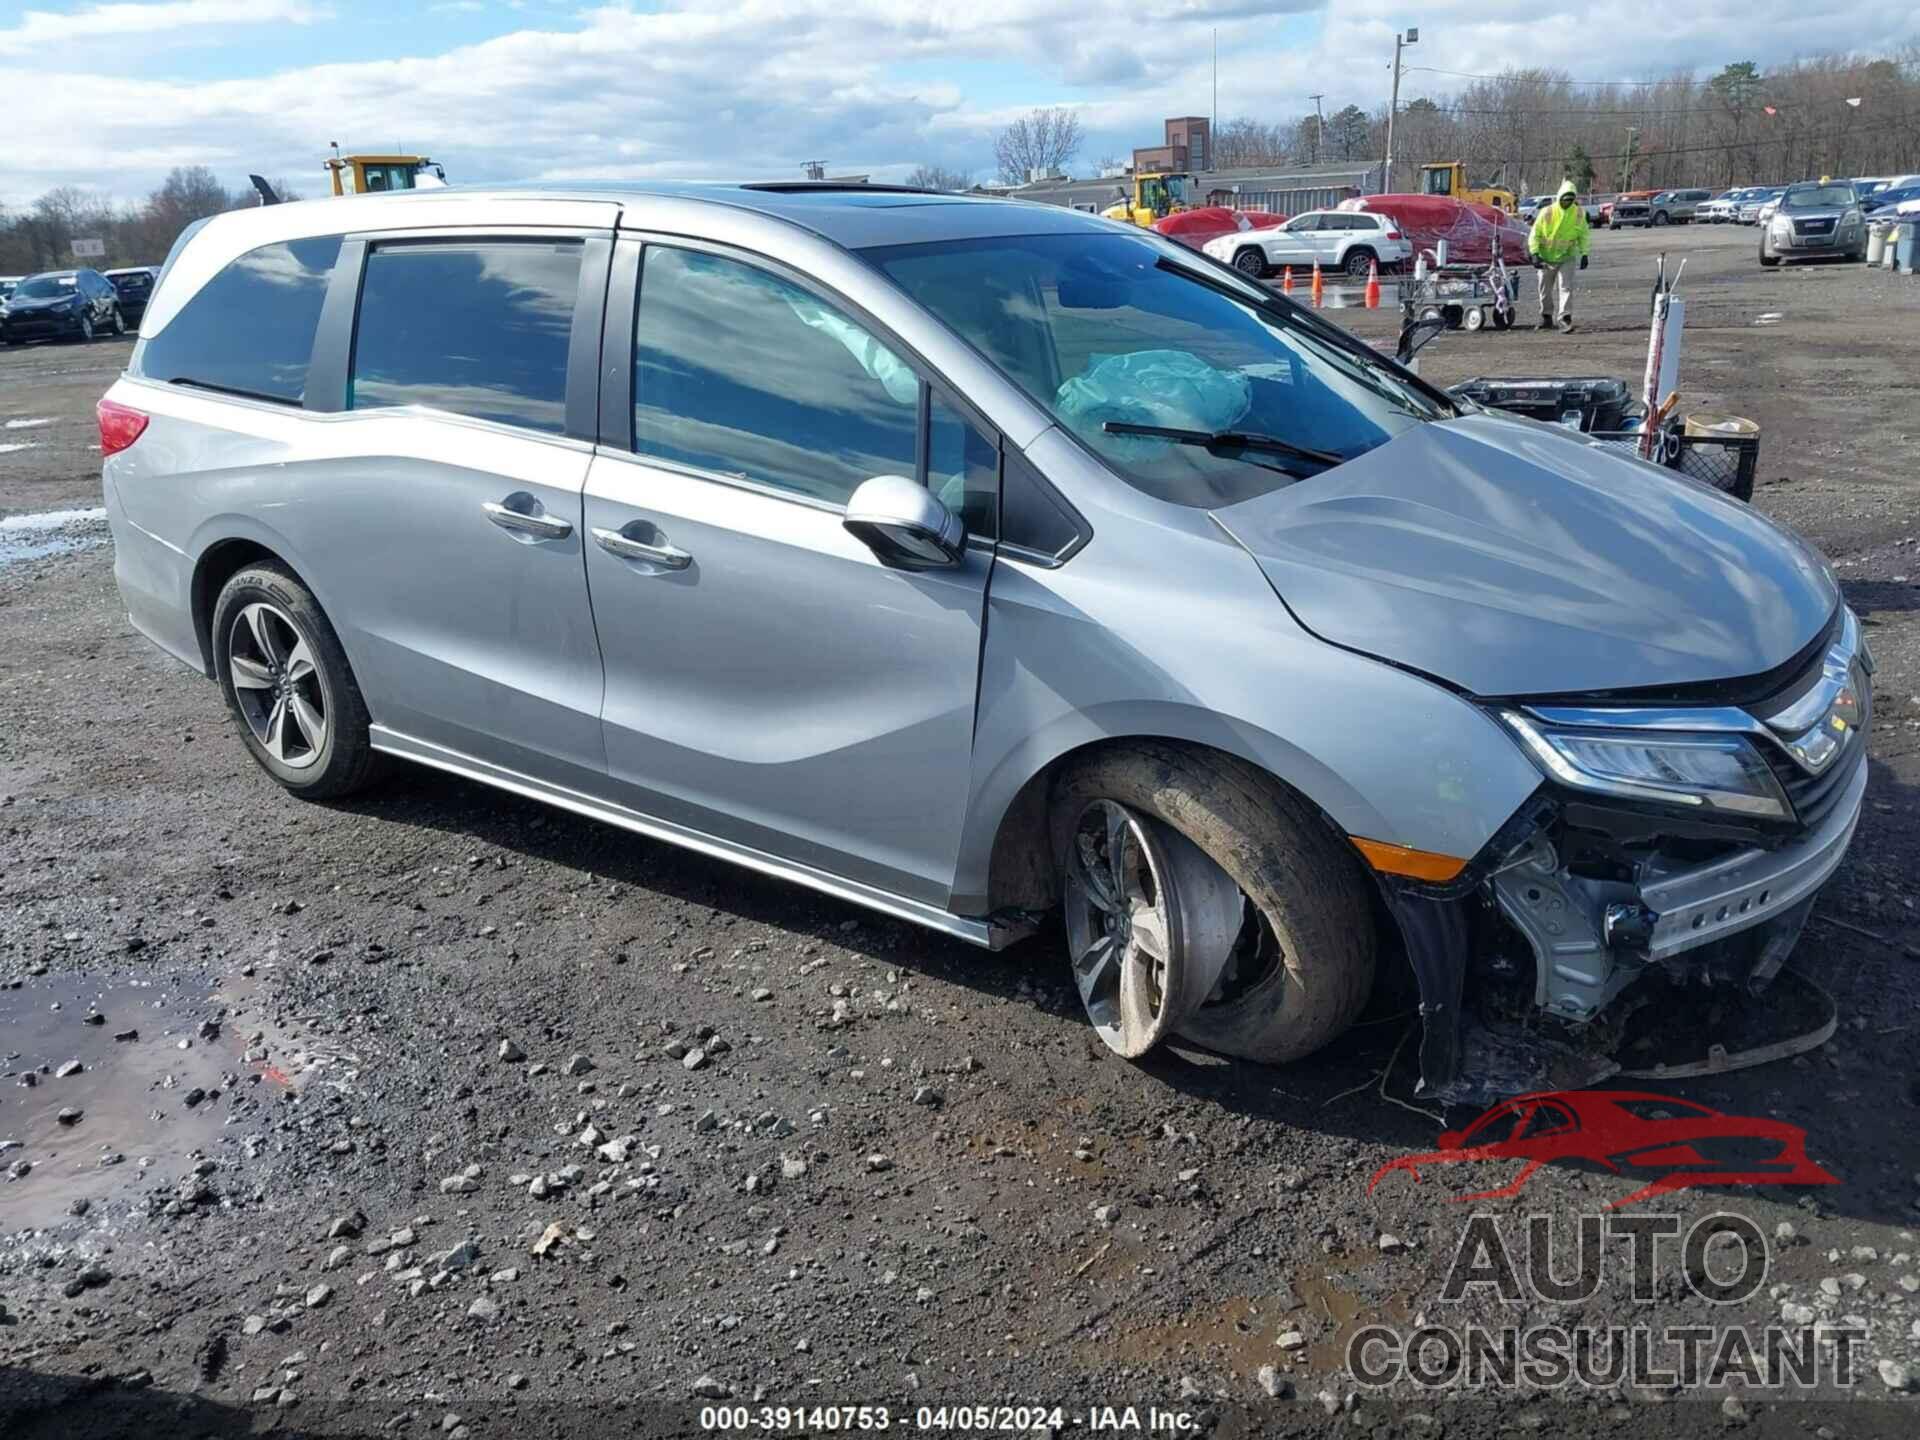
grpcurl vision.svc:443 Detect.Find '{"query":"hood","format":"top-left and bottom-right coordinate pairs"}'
top-left (1212, 412), bottom-right (1837, 697)
top-left (3, 291), bottom-right (78, 313)
top-left (1555, 180), bottom-right (1579, 201)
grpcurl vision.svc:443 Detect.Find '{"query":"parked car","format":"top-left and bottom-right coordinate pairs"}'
top-left (1696, 191), bottom-right (1742, 223)
top-left (100, 184), bottom-right (1870, 1098)
top-left (1747, 188), bottom-right (1788, 226)
top-left (1596, 197), bottom-right (1616, 226)
top-left (0, 267), bottom-right (126, 344)
top-left (1202, 208), bottom-right (1412, 278)
top-left (1579, 194), bottom-right (1608, 223)
top-left (0, 275), bottom-right (21, 302)
top-left (1861, 182), bottom-right (1920, 215)
top-left (104, 265), bottom-right (161, 328)
top-left (1643, 187), bottom-right (1714, 225)
top-left (1608, 190), bottom-right (1658, 227)
top-left (1517, 194), bottom-right (1553, 222)
top-left (1760, 181), bottom-right (1867, 265)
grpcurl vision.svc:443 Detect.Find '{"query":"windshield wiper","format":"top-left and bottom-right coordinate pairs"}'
top-left (1101, 421), bottom-right (1344, 468)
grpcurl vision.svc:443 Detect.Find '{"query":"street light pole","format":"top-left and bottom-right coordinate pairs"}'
top-left (1383, 27), bottom-right (1418, 193)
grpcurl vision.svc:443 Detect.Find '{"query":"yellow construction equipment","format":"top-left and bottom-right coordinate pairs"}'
top-left (325, 146), bottom-right (446, 197)
top-left (1101, 171), bottom-right (1194, 227)
top-left (1417, 162), bottom-right (1516, 213)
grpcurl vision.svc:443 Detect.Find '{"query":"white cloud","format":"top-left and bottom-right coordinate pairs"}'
top-left (0, 0), bottom-right (1909, 209)
top-left (0, 0), bottom-right (326, 57)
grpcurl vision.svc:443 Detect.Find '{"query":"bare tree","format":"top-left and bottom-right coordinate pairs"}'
top-left (1212, 118), bottom-right (1290, 169)
top-left (993, 107), bottom-right (1085, 185)
top-left (904, 164), bottom-right (972, 191)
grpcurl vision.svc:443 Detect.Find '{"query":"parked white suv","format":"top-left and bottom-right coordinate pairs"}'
top-left (1203, 210), bottom-right (1413, 279)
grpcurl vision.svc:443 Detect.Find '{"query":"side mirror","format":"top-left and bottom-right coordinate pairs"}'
top-left (842, 475), bottom-right (967, 570)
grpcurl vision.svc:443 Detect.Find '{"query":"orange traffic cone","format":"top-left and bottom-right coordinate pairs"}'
top-left (1364, 257), bottom-right (1380, 309)
top-left (1310, 260), bottom-right (1323, 308)
top-left (1281, 265), bottom-right (1294, 294)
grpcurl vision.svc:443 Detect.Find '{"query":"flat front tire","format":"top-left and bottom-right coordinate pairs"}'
top-left (211, 563), bottom-right (381, 800)
top-left (1051, 744), bottom-right (1376, 1066)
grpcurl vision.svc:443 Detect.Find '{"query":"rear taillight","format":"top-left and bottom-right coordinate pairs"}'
top-left (1385, 230), bottom-right (1402, 240)
top-left (98, 398), bottom-right (148, 457)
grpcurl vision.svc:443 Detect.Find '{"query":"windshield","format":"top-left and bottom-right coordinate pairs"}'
top-left (15, 275), bottom-right (76, 299)
top-left (1783, 184), bottom-right (1855, 209)
top-left (863, 231), bottom-right (1448, 508)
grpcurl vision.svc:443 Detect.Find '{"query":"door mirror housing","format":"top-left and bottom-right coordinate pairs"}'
top-left (842, 475), bottom-right (967, 570)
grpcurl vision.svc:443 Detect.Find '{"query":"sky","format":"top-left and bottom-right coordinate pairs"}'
top-left (0, 0), bottom-right (1912, 208)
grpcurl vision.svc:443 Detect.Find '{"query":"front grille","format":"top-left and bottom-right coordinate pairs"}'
top-left (1793, 217), bottom-right (1836, 236)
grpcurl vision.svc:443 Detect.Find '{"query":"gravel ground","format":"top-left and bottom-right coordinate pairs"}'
top-left (2, 223), bottom-right (1919, 1438)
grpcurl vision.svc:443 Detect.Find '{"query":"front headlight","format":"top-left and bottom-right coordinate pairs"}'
top-left (1770, 216), bottom-right (1792, 236)
top-left (1499, 711), bottom-right (1791, 818)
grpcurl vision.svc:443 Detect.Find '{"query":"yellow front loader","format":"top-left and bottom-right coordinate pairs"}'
top-left (1418, 162), bottom-right (1516, 213)
top-left (1101, 171), bottom-right (1195, 227)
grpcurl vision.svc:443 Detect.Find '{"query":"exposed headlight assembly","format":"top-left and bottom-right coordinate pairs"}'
top-left (1499, 711), bottom-right (1790, 818)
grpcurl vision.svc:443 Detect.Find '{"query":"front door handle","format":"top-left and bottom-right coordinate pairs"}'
top-left (592, 526), bottom-right (692, 570)
top-left (483, 500), bottom-right (572, 539)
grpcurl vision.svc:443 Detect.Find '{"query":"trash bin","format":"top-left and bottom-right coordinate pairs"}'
top-left (1867, 222), bottom-right (1890, 266)
top-left (1897, 222), bottom-right (1919, 276)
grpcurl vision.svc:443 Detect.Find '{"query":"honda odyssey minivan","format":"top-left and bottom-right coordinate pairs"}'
top-left (100, 183), bottom-right (1869, 1100)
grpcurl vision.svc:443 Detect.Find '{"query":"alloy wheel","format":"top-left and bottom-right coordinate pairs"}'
top-left (228, 601), bottom-right (327, 770)
top-left (1062, 800), bottom-right (1243, 1058)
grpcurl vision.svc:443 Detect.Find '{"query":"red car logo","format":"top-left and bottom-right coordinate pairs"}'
top-left (1368, 1089), bottom-right (1838, 1209)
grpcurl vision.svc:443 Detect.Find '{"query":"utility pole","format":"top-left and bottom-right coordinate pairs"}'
top-left (1618, 128), bottom-right (1636, 193)
top-left (1308, 93), bottom-right (1325, 165)
top-left (1382, 27), bottom-right (1418, 193)
top-left (1211, 28), bottom-right (1217, 164)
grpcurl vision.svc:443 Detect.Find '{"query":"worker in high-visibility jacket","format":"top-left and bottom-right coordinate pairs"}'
top-left (1528, 179), bottom-right (1591, 332)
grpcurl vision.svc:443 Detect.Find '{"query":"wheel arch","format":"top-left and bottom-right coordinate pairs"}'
top-left (965, 717), bottom-right (1390, 918)
top-left (187, 520), bottom-right (332, 678)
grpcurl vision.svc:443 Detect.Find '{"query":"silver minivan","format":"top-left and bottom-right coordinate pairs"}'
top-left (100, 183), bottom-right (1869, 1099)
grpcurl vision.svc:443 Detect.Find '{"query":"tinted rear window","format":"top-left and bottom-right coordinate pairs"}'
top-left (349, 239), bottom-right (582, 434)
top-left (137, 236), bottom-right (340, 404)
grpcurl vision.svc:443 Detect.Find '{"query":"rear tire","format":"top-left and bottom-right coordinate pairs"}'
top-left (1050, 743), bottom-right (1376, 1066)
top-left (1233, 248), bottom-right (1268, 278)
top-left (110, 306), bottom-right (125, 336)
top-left (211, 563), bottom-right (381, 800)
top-left (78, 314), bottom-right (94, 342)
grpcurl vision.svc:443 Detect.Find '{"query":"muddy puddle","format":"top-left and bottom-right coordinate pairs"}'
top-left (0, 506), bottom-right (109, 571)
top-left (1087, 1248), bottom-right (1414, 1382)
top-left (0, 969), bottom-right (298, 1233)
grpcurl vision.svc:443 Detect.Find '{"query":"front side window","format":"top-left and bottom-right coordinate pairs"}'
top-left (1284, 214), bottom-right (1320, 233)
top-left (927, 391), bottom-right (998, 539)
top-left (350, 239), bottom-right (582, 434)
top-left (632, 246), bottom-right (919, 506)
top-left (867, 230), bottom-right (1450, 509)
top-left (136, 235), bottom-right (340, 404)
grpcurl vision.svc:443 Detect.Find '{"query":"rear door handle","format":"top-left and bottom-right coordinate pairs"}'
top-left (593, 526), bottom-right (692, 570)
top-left (483, 500), bottom-right (572, 539)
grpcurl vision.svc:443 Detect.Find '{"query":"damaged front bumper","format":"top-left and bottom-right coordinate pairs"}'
top-left (1396, 608), bottom-right (1873, 1103)
top-left (1493, 755), bottom-right (1864, 1023)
